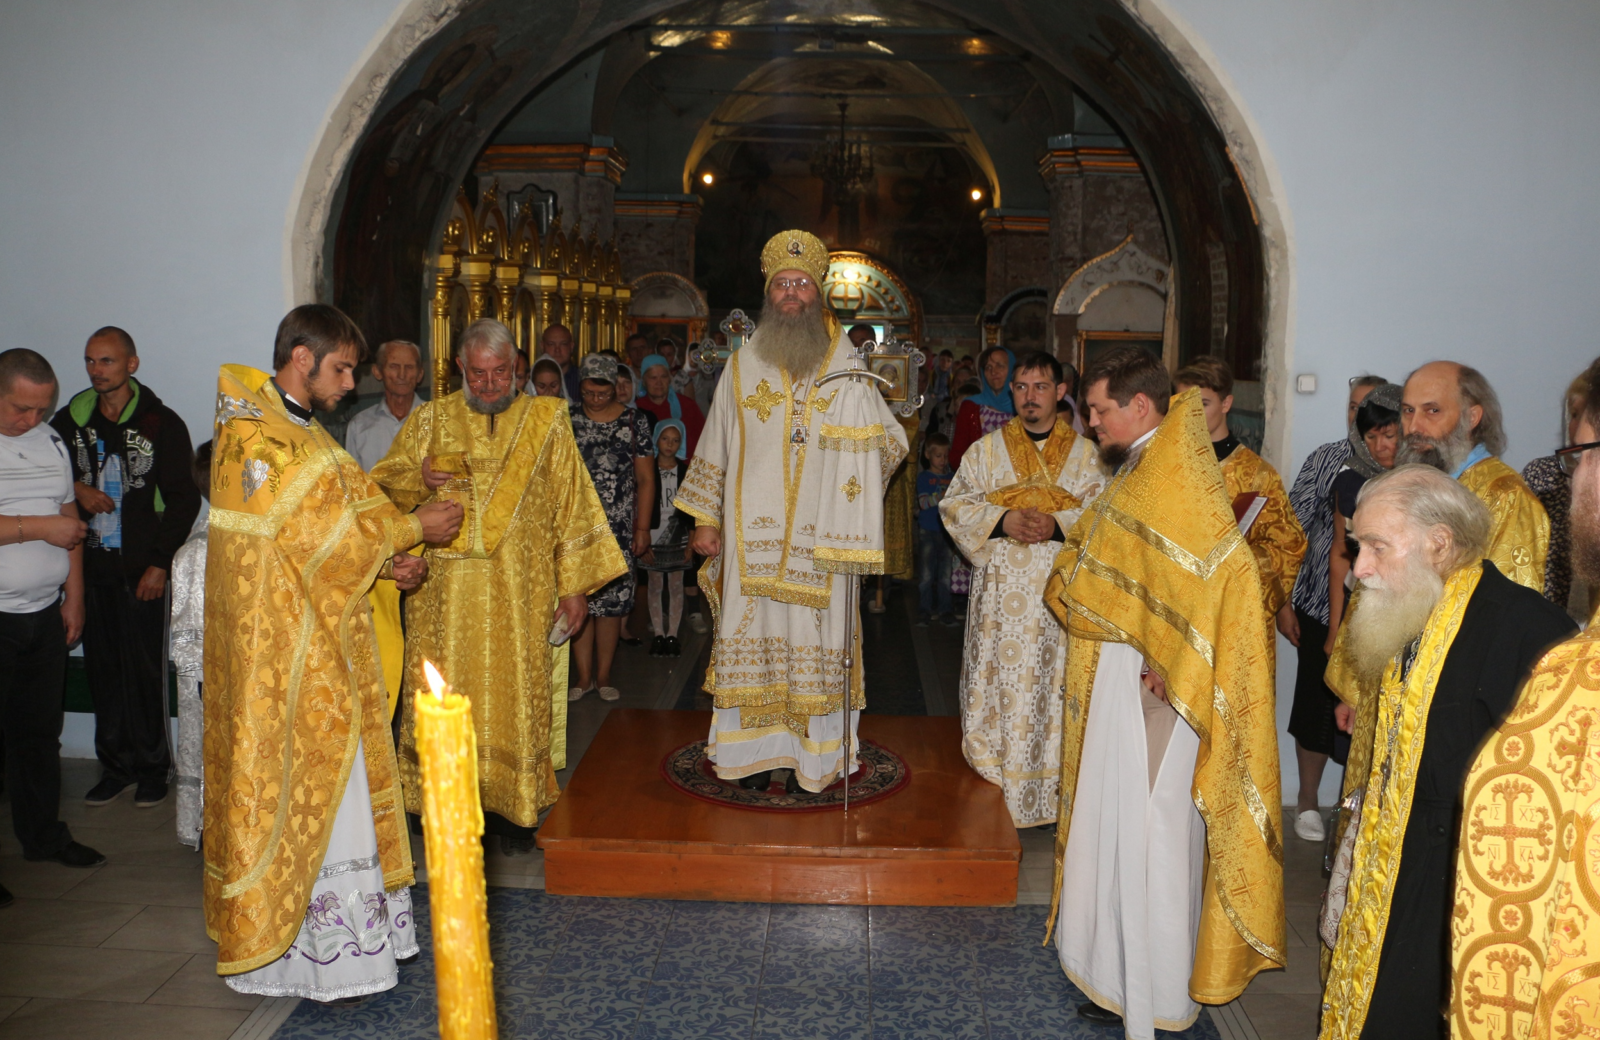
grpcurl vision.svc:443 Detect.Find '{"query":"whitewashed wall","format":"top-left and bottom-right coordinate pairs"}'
top-left (4, 1), bottom-right (1598, 790)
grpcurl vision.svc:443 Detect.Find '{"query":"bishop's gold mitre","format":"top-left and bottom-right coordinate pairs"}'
top-left (760, 229), bottom-right (829, 292)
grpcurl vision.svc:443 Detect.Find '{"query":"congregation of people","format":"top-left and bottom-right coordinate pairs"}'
top-left (0, 227), bottom-right (1596, 1037)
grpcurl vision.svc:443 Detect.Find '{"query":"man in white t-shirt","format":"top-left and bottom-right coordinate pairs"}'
top-left (344, 339), bottom-right (424, 471)
top-left (0, 349), bottom-right (104, 906)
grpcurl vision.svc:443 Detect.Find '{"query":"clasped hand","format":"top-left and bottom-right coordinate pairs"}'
top-left (1001, 508), bottom-right (1056, 545)
top-left (391, 553), bottom-right (429, 591)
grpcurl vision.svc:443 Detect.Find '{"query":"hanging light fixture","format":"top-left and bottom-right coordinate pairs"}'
top-left (811, 102), bottom-right (875, 202)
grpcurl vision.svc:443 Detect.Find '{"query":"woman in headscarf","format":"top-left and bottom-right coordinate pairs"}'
top-left (1324, 382), bottom-right (1403, 654)
top-left (642, 418), bottom-right (691, 657)
top-left (634, 353), bottom-right (705, 457)
top-left (949, 347), bottom-right (1014, 470)
top-left (1520, 369), bottom-right (1592, 615)
top-left (530, 356), bottom-right (567, 399)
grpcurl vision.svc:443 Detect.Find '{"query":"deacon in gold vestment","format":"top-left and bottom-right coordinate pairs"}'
top-left (203, 306), bottom-right (463, 999)
top-left (1449, 388), bottom-right (1600, 1040)
top-left (1318, 466), bottom-right (1570, 1040)
top-left (678, 231), bottom-right (908, 793)
top-left (1045, 349), bottom-right (1284, 1040)
top-left (370, 319), bottom-right (625, 848)
top-left (940, 352), bottom-right (1102, 827)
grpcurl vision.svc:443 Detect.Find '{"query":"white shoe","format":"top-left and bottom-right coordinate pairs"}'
top-left (568, 685), bottom-right (592, 703)
top-left (1294, 809), bottom-right (1326, 842)
top-left (687, 611), bottom-right (709, 634)
top-left (599, 686), bottom-right (621, 702)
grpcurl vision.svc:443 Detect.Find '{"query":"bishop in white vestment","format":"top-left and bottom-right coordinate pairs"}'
top-left (940, 355), bottom-right (1102, 827)
top-left (676, 230), bottom-right (907, 792)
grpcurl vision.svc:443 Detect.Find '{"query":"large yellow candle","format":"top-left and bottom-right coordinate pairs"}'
top-left (416, 660), bottom-right (497, 1040)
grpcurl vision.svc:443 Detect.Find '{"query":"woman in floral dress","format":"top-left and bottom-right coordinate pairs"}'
top-left (568, 353), bottom-right (654, 701)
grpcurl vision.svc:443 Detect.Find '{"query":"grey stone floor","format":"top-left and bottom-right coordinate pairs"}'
top-left (0, 585), bottom-right (1326, 1038)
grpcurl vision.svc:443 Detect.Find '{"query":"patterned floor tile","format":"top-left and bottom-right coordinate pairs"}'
top-left (868, 939), bottom-right (981, 992)
top-left (981, 985), bottom-right (1100, 1040)
top-left (520, 975), bottom-right (649, 1040)
top-left (634, 981), bottom-right (757, 1040)
top-left (546, 941), bottom-right (661, 982)
top-left (870, 986), bottom-right (988, 1040)
top-left (867, 905), bottom-right (969, 946)
top-left (766, 905), bottom-right (869, 949)
top-left (653, 936), bottom-right (767, 987)
top-left (760, 945), bottom-right (870, 989)
top-left (970, 942), bottom-right (1071, 992)
top-left (563, 898), bottom-right (677, 944)
top-left (755, 984), bottom-right (870, 1040)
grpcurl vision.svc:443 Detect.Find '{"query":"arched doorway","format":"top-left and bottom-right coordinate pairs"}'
top-left (294, 0), bottom-right (1290, 457)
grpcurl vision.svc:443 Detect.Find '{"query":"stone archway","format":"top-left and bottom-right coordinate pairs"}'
top-left (286, 0), bottom-right (1293, 461)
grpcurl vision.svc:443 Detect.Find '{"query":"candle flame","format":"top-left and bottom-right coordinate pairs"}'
top-left (423, 659), bottom-right (447, 702)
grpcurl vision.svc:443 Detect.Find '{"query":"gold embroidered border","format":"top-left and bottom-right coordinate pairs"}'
top-left (1101, 503), bottom-right (1243, 580)
top-left (818, 422), bottom-right (890, 453)
top-left (554, 521), bottom-right (614, 559)
top-left (814, 546), bottom-right (885, 575)
top-left (208, 454), bottom-right (331, 539)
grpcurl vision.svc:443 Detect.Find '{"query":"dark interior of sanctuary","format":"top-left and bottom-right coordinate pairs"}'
top-left (328, 0), bottom-right (1265, 409)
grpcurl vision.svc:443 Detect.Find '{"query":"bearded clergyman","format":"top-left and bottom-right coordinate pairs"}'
top-left (370, 318), bottom-right (625, 854)
top-left (1450, 358), bottom-right (1600, 1040)
top-left (1319, 465), bottom-right (1571, 1040)
top-left (1043, 347), bottom-right (1285, 1040)
top-left (675, 230), bottom-right (908, 793)
top-left (940, 350), bottom-right (1103, 827)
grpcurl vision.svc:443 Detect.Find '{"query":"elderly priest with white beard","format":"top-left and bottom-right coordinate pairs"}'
top-left (675, 229), bottom-right (908, 794)
top-left (1319, 465), bottom-right (1572, 1040)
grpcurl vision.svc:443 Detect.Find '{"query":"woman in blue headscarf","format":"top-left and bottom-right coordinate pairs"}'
top-left (949, 347), bottom-right (1014, 470)
top-left (634, 353), bottom-right (705, 456)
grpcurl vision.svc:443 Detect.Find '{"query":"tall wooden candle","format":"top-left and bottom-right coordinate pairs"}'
top-left (417, 660), bottom-right (498, 1039)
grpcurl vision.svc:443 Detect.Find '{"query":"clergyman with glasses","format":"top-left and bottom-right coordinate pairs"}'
top-left (370, 318), bottom-right (625, 855)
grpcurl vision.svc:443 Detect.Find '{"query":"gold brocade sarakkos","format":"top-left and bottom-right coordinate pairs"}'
top-left (370, 391), bottom-right (626, 829)
top-left (881, 413), bottom-right (920, 580)
top-left (1457, 455), bottom-right (1548, 593)
top-left (1220, 445), bottom-right (1307, 624)
top-left (1321, 564), bottom-right (1483, 1040)
top-left (1043, 388), bottom-right (1286, 1004)
top-left (202, 365), bottom-right (421, 975)
top-left (1450, 624), bottom-right (1600, 1040)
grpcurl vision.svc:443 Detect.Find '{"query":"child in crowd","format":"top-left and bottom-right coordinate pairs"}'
top-left (171, 439), bottom-right (212, 850)
top-left (915, 432), bottom-right (958, 626)
top-left (643, 420), bottom-right (691, 656)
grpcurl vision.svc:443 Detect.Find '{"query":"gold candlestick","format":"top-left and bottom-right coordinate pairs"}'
top-left (417, 660), bottom-right (498, 1040)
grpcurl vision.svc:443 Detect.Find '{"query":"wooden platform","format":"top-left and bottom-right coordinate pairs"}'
top-left (537, 710), bottom-right (1021, 906)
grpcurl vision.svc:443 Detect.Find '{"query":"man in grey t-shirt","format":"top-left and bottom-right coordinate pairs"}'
top-left (0, 349), bottom-right (105, 905)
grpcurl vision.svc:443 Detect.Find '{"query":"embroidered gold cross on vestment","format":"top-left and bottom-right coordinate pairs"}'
top-left (742, 379), bottom-right (785, 422)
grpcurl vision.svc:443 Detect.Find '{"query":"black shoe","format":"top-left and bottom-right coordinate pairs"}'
top-left (620, 635), bottom-right (642, 647)
top-left (135, 779), bottom-right (168, 808)
top-left (738, 770), bottom-right (773, 791)
top-left (500, 834), bottom-right (537, 857)
top-left (784, 770), bottom-right (803, 795)
top-left (26, 841), bottom-right (107, 868)
top-left (665, 636), bottom-right (681, 657)
top-left (940, 613), bottom-right (962, 628)
top-left (1077, 1002), bottom-right (1122, 1025)
top-left (0, 882), bottom-right (13, 908)
top-left (650, 635), bottom-right (667, 656)
top-left (84, 776), bottom-right (132, 806)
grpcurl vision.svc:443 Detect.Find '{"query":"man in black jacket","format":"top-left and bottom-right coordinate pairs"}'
top-left (51, 327), bottom-right (199, 808)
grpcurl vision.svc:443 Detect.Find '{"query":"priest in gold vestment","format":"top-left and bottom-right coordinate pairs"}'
top-left (1318, 466), bottom-right (1570, 1040)
top-left (371, 319), bottom-right (624, 852)
top-left (940, 350), bottom-right (1102, 827)
top-left (204, 306), bottom-right (463, 999)
top-left (677, 230), bottom-right (908, 793)
top-left (1044, 348), bottom-right (1285, 1040)
top-left (1450, 383), bottom-right (1600, 1040)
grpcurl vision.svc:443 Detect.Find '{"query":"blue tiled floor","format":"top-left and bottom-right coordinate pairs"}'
top-left (273, 886), bottom-right (1221, 1039)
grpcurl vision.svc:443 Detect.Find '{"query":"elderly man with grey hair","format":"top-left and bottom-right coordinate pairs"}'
top-left (1318, 464), bottom-right (1572, 1040)
top-left (370, 319), bottom-right (626, 854)
top-left (344, 339), bottom-right (424, 471)
top-left (1396, 360), bottom-right (1550, 591)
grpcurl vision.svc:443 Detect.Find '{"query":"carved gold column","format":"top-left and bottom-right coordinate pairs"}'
top-left (596, 282), bottom-right (615, 355)
top-left (615, 285), bottom-right (632, 349)
top-left (430, 253), bottom-right (459, 401)
top-left (493, 257), bottom-right (521, 351)
top-left (524, 269), bottom-right (559, 352)
top-left (578, 277), bottom-right (598, 359)
top-left (458, 254), bottom-right (493, 325)
top-left (561, 275), bottom-right (582, 355)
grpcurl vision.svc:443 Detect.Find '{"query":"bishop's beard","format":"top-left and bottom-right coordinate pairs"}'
top-left (1344, 547), bottom-right (1446, 683)
top-left (755, 294), bottom-right (833, 378)
top-left (1396, 411), bottom-right (1475, 473)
